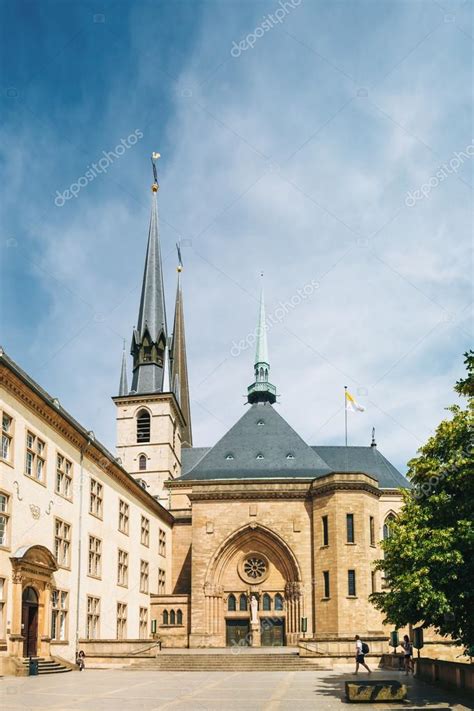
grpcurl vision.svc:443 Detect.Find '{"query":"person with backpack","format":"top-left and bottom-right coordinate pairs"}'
top-left (402, 635), bottom-right (414, 675)
top-left (354, 635), bottom-right (372, 674)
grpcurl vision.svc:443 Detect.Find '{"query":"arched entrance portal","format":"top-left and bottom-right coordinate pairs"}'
top-left (22, 587), bottom-right (39, 657)
top-left (203, 524), bottom-right (303, 647)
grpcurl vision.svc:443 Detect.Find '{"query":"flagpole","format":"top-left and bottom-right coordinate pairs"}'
top-left (344, 385), bottom-right (348, 446)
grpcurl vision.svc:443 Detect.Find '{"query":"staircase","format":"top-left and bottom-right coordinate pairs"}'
top-left (21, 657), bottom-right (72, 675)
top-left (128, 652), bottom-right (331, 672)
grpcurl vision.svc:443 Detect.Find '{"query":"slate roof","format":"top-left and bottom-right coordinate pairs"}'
top-left (179, 403), bottom-right (409, 489)
top-left (311, 446), bottom-right (409, 489)
top-left (179, 402), bottom-right (332, 480)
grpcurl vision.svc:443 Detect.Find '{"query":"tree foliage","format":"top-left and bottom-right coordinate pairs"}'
top-left (370, 352), bottom-right (474, 651)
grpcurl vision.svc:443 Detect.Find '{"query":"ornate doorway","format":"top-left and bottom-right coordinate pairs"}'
top-left (22, 587), bottom-right (39, 657)
top-left (226, 619), bottom-right (250, 647)
top-left (260, 617), bottom-right (284, 646)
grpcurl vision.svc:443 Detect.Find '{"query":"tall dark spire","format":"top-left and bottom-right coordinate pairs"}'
top-left (118, 343), bottom-right (128, 396)
top-left (170, 248), bottom-right (193, 446)
top-left (130, 154), bottom-right (168, 394)
top-left (247, 277), bottom-right (276, 405)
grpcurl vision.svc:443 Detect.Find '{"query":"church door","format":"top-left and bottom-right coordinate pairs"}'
top-left (260, 617), bottom-right (285, 646)
top-left (22, 587), bottom-right (39, 657)
top-left (226, 619), bottom-right (250, 647)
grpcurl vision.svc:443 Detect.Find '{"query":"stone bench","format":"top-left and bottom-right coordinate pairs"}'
top-left (345, 679), bottom-right (407, 703)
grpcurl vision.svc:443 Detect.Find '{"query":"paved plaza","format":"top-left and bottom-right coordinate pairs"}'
top-left (0, 668), bottom-right (472, 711)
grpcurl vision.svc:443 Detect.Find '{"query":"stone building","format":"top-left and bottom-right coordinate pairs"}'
top-left (0, 162), bottom-right (422, 672)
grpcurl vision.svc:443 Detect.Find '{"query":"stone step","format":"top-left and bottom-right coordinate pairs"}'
top-left (128, 654), bottom-right (330, 672)
top-left (21, 658), bottom-right (72, 674)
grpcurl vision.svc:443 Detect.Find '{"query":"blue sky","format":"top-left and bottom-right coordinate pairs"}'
top-left (1, 0), bottom-right (472, 473)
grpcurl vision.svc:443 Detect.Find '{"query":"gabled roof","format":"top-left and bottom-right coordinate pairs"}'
top-left (311, 446), bottom-right (409, 489)
top-left (179, 402), bottom-right (332, 480)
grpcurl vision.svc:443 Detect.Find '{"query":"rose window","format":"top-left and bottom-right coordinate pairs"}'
top-left (243, 557), bottom-right (267, 580)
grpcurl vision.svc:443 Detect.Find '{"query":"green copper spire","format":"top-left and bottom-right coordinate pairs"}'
top-left (247, 277), bottom-right (276, 405)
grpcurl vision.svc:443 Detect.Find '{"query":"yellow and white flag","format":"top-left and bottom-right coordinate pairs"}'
top-left (345, 389), bottom-right (365, 413)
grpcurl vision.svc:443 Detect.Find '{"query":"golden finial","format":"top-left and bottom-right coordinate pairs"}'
top-left (151, 152), bottom-right (161, 192)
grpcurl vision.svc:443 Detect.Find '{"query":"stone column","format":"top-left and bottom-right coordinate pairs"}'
top-left (39, 583), bottom-right (52, 658)
top-left (9, 572), bottom-right (24, 657)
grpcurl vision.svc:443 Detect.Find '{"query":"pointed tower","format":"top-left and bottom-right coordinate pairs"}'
top-left (247, 279), bottom-right (277, 404)
top-left (170, 254), bottom-right (193, 447)
top-left (113, 155), bottom-right (186, 504)
top-left (130, 163), bottom-right (167, 395)
top-left (118, 344), bottom-right (128, 396)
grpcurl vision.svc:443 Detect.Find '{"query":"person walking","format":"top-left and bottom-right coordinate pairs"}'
top-left (354, 635), bottom-right (372, 674)
top-left (402, 635), bottom-right (414, 675)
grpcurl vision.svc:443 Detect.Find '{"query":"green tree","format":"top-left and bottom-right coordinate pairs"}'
top-left (370, 352), bottom-right (474, 651)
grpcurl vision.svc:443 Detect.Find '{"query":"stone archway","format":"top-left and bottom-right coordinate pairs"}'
top-left (202, 524), bottom-right (303, 647)
top-left (9, 545), bottom-right (58, 659)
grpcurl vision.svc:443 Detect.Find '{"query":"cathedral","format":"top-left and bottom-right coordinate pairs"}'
top-left (0, 160), bottom-right (419, 674)
top-left (113, 162), bottom-right (408, 652)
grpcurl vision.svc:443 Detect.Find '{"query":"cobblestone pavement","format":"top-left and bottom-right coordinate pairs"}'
top-left (0, 667), bottom-right (472, 710)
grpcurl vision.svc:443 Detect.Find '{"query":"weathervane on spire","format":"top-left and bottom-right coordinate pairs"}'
top-left (151, 152), bottom-right (161, 192)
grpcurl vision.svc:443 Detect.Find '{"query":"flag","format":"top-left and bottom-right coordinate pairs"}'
top-left (345, 390), bottom-right (365, 413)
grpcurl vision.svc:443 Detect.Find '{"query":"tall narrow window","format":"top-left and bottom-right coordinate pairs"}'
top-left (274, 594), bottom-right (284, 611)
top-left (227, 594), bottom-right (236, 611)
top-left (323, 571), bottom-right (330, 598)
top-left (0, 494), bottom-right (10, 547)
top-left (137, 410), bottom-right (151, 443)
top-left (0, 578), bottom-right (6, 639)
top-left (54, 518), bottom-right (71, 567)
top-left (86, 596), bottom-right (100, 639)
top-left (51, 589), bottom-right (68, 641)
top-left (158, 568), bottom-right (166, 594)
top-left (140, 560), bottom-right (149, 593)
top-left (139, 454), bottom-right (147, 471)
top-left (25, 431), bottom-right (46, 482)
top-left (322, 515), bottom-right (329, 546)
top-left (348, 569), bottom-right (356, 596)
top-left (88, 536), bottom-right (102, 578)
top-left (1, 413), bottom-right (13, 462)
top-left (159, 529), bottom-right (166, 556)
top-left (177, 609), bottom-right (183, 625)
top-left (262, 593), bottom-right (271, 611)
top-left (346, 513), bottom-right (355, 543)
top-left (89, 478), bottom-right (103, 518)
top-left (118, 500), bottom-right (129, 534)
top-left (163, 610), bottom-right (169, 625)
top-left (371, 571), bottom-right (376, 593)
top-left (117, 549), bottom-right (129, 587)
top-left (383, 514), bottom-right (396, 540)
top-left (239, 594), bottom-right (248, 611)
top-left (56, 454), bottom-right (73, 499)
top-left (116, 602), bottom-right (127, 639)
top-left (369, 516), bottom-right (375, 546)
top-left (141, 516), bottom-right (150, 547)
top-left (170, 610), bottom-right (176, 625)
top-left (139, 607), bottom-right (148, 639)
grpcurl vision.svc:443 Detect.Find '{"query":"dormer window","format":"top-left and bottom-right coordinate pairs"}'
top-left (256, 453), bottom-right (264, 460)
top-left (257, 420), bottom-right (264, 426)
top-left (286, 453), bottom-right (295, 460)
top-left (225, 454), bottom-right (234, 460)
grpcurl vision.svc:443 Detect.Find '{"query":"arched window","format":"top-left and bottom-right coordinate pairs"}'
top-left (239, 594), bottom-right (248, 611)
top-left (177, 609), bottom-right (183, 625)
top-left (162, 610), bottom-right (168, 625)
top-left (137, 410), bottom-right (151, 443)
top-left (383, 514), bottom-right (396, 540)
top-left (274, 593), bottom-right (284, 611)
top-left (139, 454), bottom-right (147, 471)
top-left (262, 593), bottom-right (271, 611)
top-left (170, 610), bottom-right (176, 625)
top-left (227, 594), bottom-right (236, 611)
